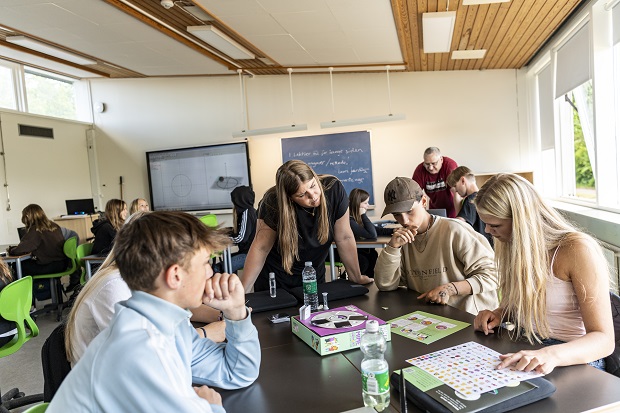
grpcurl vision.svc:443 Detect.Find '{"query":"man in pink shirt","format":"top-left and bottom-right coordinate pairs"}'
top-left (412, 147), bottom-right (459, 218)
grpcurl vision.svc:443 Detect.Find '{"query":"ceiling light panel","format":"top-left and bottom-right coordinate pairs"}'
top-left (463, 0), bottom-right (510, 5)
top-left (422, 12), bottom-right (456, 53)
top-left (451, 50), bottom-right (487, 59)
top-left (5, 35), bottom-right (96, 65)
top-left (187, 25), bottom-right (255, 59)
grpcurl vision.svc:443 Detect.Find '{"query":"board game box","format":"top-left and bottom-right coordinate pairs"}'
top-left (291, 304), bottom-right (391, 356)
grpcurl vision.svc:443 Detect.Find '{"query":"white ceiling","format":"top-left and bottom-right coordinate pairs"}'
top-left (0, 0), bottom-right (403, 78)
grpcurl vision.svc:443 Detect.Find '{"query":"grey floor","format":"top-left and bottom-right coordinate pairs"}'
top-left (0, 297), bottom-right (66, 412)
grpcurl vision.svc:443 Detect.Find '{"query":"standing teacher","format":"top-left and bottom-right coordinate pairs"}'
top-left (242, 160), bottom-right (373, 292)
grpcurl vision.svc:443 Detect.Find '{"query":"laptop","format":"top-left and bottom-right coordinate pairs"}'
top-left (65, 199), bottom-right (96, 216)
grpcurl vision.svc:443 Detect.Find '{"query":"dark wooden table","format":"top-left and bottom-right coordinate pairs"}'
top-left (220, 284), bottom-right (620, 413)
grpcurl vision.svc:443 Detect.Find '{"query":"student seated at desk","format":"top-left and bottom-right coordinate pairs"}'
top-left (65, 213), bottom-right (226, 365)
top-left (213, 185), bottom-right (257, 274)
top-left (374, 177), bottom-right (499, 315)
top-left (48, 211), bottom-right (260, 413)
top-left (9, 204), bottom-right (66, 276)
top-left (0, 261), bottom-right (17, 347)
top-left (241, 160), bottom-right (372, 292)
top-left (91, 199), bottom-right (127, 255)
top-left (473, 174), bottom-right (614, 373)
top-left (334, 188), bottom-right (394, 278)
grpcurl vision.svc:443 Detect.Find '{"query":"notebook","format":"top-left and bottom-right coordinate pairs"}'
top-left (245, 289), bottom-right (298, 313)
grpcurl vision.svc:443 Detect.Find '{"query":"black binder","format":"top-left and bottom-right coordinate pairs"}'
top-left (245, 289), bottom-right (298, 313)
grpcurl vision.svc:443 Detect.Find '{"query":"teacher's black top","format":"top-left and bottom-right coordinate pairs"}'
top-left (256, 176), bottom-right (348, 292)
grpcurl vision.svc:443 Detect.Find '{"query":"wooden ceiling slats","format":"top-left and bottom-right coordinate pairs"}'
top-left (512, 0), bottom-right (583, 68)
top-left (490, 0), bottom-right (538, 69)
top-left (464, 4), bottom-right (490, 71)
top-left (496, 1), bottom-right (554, 69)
top-left (392, 0), bottom-right (415, 71)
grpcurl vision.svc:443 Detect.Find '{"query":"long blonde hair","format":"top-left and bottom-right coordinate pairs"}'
top-left (275, 160), bottom-right (330, 274)
top-left (475, 173), bottom-right (606, 343)
top-left (64, 251), bottom-right (117, 364)
top-left (65, 211), bottom-right (147, 364)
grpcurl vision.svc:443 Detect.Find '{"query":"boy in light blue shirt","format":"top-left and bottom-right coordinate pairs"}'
top-left (49, 211), bottom-right (260, 412)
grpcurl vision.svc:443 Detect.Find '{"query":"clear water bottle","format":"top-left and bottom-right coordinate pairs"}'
top-left (301, 261), bottom-right (319, 310)
top-left (269, 272), bottom-right (277, 298)
top-left (361, 320), bottom-right (390, 411)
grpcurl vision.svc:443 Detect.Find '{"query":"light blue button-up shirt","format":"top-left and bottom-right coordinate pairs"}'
top-left (49, 291), bottom-right (260, 412)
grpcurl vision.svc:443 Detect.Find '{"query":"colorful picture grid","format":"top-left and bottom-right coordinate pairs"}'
top-left (406, 341), bottom-right (544, 396)
top-left (388, 311), bottom-right (469, 344)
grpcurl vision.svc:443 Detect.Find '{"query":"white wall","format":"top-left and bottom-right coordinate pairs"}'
top-left (89, 69), bottom-right (528, 223)
top-left (0, 111), bottom-right (93, 245)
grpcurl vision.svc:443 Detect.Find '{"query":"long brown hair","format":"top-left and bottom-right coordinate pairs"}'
top-left (105, 199), bottom-right (126, 231)
top-left (275, 160), bottom-right (329, 274)
top-left (21, 204), bottom-right (58, 232)
top-left (349, 188), bottom-right (369, 225)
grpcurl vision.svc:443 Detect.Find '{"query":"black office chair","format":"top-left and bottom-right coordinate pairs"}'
top-left (41, 323), bottom-right (71, 402)
top-left (604, 291), bottom-right (620, 377)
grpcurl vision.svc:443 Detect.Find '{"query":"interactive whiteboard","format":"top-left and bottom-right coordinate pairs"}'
top-left (146, 142), bottom-right (251, 212)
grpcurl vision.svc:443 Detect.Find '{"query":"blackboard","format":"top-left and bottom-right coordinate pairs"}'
top-left (281, 131), bottom-right (374, 204)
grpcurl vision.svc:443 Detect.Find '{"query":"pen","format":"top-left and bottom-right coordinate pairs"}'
top-left (400, 369), bottom-right (407, 413)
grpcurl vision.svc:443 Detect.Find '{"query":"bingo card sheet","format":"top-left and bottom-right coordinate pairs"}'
top-left (406, 341), bottom-right (544, 396)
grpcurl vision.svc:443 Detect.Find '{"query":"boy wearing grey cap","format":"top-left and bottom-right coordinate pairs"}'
top-left (375, 177), bottom-right (499, 315)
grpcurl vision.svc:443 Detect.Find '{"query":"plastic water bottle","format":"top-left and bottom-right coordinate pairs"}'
top-left (269, 272), bottom-right (277, 298)
top-left (302, 261), bottom-right (319, 310)
top-left (361, 320), bottom-right (390, 411)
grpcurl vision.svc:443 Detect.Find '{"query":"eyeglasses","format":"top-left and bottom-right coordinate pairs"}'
top-left (423, 157), bottom-right (442, 169)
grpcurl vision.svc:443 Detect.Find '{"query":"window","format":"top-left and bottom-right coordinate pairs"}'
top-left (24, 67), bottom-right (78, 120)
top-left (557, 80), bottom-right (596, 201)
top-left (0, 62), bottom-right (17, 110)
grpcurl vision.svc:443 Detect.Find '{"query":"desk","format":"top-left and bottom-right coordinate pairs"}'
top-left (2, 253), bottom-right (31, 279)
top-left (82, 254), bottom-right (106, 280)
top-left (220, 284), bottom-right (620, 413)
top-left (329, 236), bottom-right (391, 281)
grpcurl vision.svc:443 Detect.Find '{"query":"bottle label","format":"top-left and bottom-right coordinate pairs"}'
top-left (303, 280), bottom-right (317, 295)
top-left (362, 367), bottom-right (389, 395)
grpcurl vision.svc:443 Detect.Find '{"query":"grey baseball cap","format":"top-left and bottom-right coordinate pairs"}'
top-left (382, 177), bottom-right (424, 217)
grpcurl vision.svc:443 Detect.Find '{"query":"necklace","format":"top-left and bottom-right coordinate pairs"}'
top-left (414, 214), bottom-right (435, 253)
top-left (300, 207), bottom-right (316, 217)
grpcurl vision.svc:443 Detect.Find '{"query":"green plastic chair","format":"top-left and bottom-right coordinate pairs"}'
top-left (0, 276), bottom-right (39, 357)
top-left (76, 242), bottom-right (94, 285)
top-left (0, 276), bottom-right (44, 410)
top-left (21, 402), bottom-right (49, 412)
top-left (199, 214), bottom-right (218, 227)
top-left (30, 236), bottom-right (78, 321)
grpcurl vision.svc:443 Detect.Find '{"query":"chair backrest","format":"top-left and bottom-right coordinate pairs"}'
top-left (42, 323), bottom-right (71, 402)
top-left (0, 276), bottom-right (39, 358)
top-left (200, 214), bottom-right (218, 227)
top-left (428, 208), bottom-right (447, 217)
top-left (604, 291), bottom-right (620, 377)
top-left (76, 242), bottom-right (94, 284)
top-left (22, 402), bottom-right (49, 413)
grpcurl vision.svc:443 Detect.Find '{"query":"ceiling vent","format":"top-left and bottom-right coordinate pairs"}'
top-left (18, 124), bottom-right (54, 139)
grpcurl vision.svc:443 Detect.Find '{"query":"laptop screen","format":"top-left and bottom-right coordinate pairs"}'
top-left (65, 199), bottom-right (96, 215)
